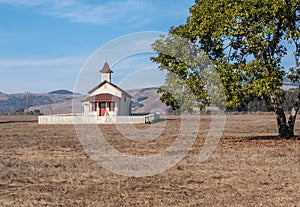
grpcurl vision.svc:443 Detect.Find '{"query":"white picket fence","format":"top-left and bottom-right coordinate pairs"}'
top-left (38, 113), bottom-right (160, 124)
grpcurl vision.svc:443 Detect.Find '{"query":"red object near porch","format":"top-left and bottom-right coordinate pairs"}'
top-left (99, 102), bottom-right (106, 116)
top-left (100, 108), bottom-right (106, 116)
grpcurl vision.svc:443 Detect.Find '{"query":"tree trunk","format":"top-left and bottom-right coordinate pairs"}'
top-left (287, 92), bottom-right (300, 137)
top-left (270, 92), bottom-right (289, 137)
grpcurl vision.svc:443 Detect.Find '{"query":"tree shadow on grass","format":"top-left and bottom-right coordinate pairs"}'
top-left (245, 135), bottom-right (300, 141)
top-left (0, 120), bottom-right (37, 124)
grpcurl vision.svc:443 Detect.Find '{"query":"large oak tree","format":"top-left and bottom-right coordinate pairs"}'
top-left (152, 0), bottom-right (300, 137)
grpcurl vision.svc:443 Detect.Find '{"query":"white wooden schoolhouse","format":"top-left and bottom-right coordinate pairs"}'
top-left (38, 62), bottom-right (160, 124)
top-left (81, 62), bottom-right (132, 117)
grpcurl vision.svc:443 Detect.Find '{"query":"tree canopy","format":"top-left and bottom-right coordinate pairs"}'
top-left (152, 0), bottom-right (300, 137)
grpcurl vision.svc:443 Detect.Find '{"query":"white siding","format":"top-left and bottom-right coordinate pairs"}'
top-left (82, 101), bottom-right (90, 115)
top-left (119, 94), bottom-right (131, 116)
top-left (87, 82), bottom-right (132, 116)
top-left (90, 83), bottom-right (122, 98)
top-left (38, 113), bottom-right (160, 124)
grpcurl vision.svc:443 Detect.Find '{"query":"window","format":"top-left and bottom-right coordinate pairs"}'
top-left (100, 102), bottom-right (106, 108)
top-left (91, 102), bottom-right (97, 111)
top-left (109, 102), bottom-right (115, 111)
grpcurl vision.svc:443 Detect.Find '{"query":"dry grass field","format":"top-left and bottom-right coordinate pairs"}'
top-left (0, 114), bottom-right (299, 206)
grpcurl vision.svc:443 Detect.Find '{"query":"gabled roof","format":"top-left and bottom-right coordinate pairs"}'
top-left (88, 80), bottom-right (133, 98)
top-left (82, 93), bottom-right (119, 102)
top-left (99, 62), bottom-right (113, 73)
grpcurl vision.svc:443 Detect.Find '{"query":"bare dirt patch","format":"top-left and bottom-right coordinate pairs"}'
top-left (0, 114), bottom-right (299, 206)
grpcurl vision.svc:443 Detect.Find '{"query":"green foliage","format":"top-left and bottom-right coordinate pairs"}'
top-left (8, 109), bottom-right (43, 116)
top-left (151, 34), bottom-right (225, 113)
top-left (131, 102), bottom-right (144, 109)
top-left (152, 0), bottom-right (300, 112)
top-left (157, 73), bottom-right (198, 113)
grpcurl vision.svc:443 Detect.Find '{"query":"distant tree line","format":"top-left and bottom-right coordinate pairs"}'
top-left (165, 88), bottom-right (300, 114)
top-left (3, 109), bottom-right (43, 116)
top-left (232, 88), bottom-right (300, 113)
top-left (137, 96), bottom-right (148, 102)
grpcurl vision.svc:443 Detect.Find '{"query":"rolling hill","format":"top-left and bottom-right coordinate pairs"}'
top-left (128, 87), bottom-right (167, 114)
top-left (0, 93), bottom-right (85, 114)
top-left (48, 89), bottom-right (74, 95)
top-left (0, 87), bottom-right (167, 115)
top-left (3, 81), bottom-right (298, 115)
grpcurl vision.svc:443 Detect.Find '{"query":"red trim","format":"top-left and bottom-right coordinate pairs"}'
top-left (82, 93), bottom-right (120, 102)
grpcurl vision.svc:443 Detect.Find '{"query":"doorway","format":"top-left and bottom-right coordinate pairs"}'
top-left (99, 102), bottom-right (106, 116)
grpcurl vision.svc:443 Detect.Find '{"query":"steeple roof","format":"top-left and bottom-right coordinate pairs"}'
top-left (99, 62), bottom-right (113, 73)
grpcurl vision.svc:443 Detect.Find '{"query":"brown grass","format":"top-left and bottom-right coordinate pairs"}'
top-left (0, 114), bottom-right (299, 206)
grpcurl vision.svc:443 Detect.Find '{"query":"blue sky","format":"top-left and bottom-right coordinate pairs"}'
top-left (0, 0), bottom-right (194, 93)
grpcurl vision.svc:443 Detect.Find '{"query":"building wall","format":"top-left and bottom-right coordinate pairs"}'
top-left (86, 82), bottom-right (132, 116)
top-left (82, 97), bottom-right (130, 116)
top-left (119, 94), bottom-right (131, 116)
top-left (82, 101), bottom-right (90, 115)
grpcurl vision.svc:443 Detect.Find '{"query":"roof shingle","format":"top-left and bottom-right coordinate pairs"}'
top-left (99, 62), bottom-right (113, 73)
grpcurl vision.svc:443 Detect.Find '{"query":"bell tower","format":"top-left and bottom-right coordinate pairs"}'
top-left (99, 62), bottom-right (113, 82)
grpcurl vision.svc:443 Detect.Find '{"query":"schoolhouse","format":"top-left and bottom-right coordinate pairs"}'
top-left (38, 61), bottom-right (160, 124)
top-left (81, 62), bottom-right (132, 117)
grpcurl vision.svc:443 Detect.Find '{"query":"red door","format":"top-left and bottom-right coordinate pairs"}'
top-left (99, 102), bottom-right (106, 116)
top-left (100, 108), bottom-right (106, 116)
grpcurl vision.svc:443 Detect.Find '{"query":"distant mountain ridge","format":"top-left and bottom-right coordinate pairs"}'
top-left (0, 93), bottom-right (84, 114)
top-left (0, 87), bottom-right (167, 115)
top-left (1, 81), bottom-right (298, 115)
top-left (48, 89), bottom-right (74, 95)
top-left (127, 87), bottom-right (167, 114)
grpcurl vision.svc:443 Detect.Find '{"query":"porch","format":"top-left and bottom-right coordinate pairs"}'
top-left (82, 93), bottom-right (120, 116)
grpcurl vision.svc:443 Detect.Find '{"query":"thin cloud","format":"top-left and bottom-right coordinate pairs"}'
top-left (0, 0), bottom-right (152, 25)
top-left (0, 0), bottom-right (192, 25)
